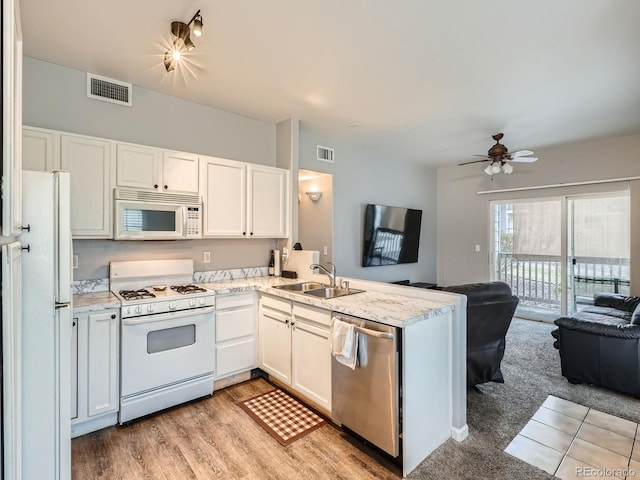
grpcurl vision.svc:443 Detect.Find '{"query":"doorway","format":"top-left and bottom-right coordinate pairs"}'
top-left (297, 169), bottom-right (333, 264)
top-left (490, 191), bottom-right (630, 320)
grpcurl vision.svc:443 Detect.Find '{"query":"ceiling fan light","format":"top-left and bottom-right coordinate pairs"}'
top-left (484, 164), bottom-right (493, 175)
top-left (490, 163), bottom-right (502, 174)
top-left (502, 163), bottom-right (514, 174)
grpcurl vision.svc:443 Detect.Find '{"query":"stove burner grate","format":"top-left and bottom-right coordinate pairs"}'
top-left (170, 284), bottom-right (208, 295)
top-left (119, 289), bottom-right (156, 301)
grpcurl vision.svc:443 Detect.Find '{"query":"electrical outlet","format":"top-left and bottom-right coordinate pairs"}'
top-left (475, 245), bottom-right (481, 252)
top-left (72, 255), bottom-right (79, 269)
top-left (204, 251), bottom-right (211, 263)
top-left (323, 246), bottom-right (328, 256)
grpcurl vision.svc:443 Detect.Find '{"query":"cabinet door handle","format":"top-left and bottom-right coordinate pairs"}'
top-left (111, 314), bottom-right (116, 319)
top-left (154, 184), bottom-right (159, 189)
top-left (242, 232), bottom-right (246, 236)
top-left (163, 185), bottom-right (168, 190)
top-left (250, 232), bottom-right (253, 236)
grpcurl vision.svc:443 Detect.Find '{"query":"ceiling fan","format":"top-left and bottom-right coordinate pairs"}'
top-left (459, 133), bottom-right (538, 175)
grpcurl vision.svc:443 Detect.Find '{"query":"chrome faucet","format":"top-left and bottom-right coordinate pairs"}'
top-left (310, 262), bottom-right (336, 287)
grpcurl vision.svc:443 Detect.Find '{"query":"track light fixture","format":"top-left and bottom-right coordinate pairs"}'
top-left (164, 10), bottom-right (204, 72)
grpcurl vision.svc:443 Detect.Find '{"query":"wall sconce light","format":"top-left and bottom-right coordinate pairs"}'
top-left (305, 191), bottom-right (322, 202)
top-left (164, 10), bottom-right (204, 72)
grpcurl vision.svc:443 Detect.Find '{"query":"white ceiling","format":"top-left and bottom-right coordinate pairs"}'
top-left (19, 0), bottom-right (640, 167)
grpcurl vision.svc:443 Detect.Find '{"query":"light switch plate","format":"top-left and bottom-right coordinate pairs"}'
top-left (204, 251), bottom-right (211, 263)
top-left (475, 245), bottom-right (480, 252)
top-left (72, 255), bottom-right (78, 269)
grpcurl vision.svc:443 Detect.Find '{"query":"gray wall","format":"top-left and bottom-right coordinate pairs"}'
top-left (23, 57), bottom-right (280, 280)
top-left (437, 133), bottom-right (640, 287)
top-left (23, 57), bottom-right (276, 166)
top-left (299, 131), bottom-right (437, 284)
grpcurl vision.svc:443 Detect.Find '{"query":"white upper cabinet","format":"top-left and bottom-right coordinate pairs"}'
top-left (116, 143), bottom-right (161, 190)
top-left (61, 134), bottom-right (114, 238)
top-left (200, 156), bottom-right (247, 237)
top-left (23, 127), bottom-right (59, 172)
top-left (201, 159), bottom-right (288, 238)
top-left (162, 151), bottom-right (199, 194)
top-left (116, 143), bottom-right (198, 194)
top-left (247, 165), bottom-right (288, 238)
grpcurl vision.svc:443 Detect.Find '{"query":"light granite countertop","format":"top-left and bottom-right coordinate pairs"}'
top-left (72, 276), bottom-right (453, 328)
top-left (73, 291), bottom-right (120, 313)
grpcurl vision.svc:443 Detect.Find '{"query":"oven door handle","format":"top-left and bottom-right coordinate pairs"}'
top-left (122, 306), bottom-right (215, 326)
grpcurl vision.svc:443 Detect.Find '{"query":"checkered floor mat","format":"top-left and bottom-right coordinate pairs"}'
top-left (238, 388), bottom-right (326, 446)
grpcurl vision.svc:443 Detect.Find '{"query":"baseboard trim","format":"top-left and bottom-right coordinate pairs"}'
top-left (451, 424), bottom-right (469, 442)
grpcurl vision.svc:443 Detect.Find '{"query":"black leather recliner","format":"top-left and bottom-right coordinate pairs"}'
top-left (443, 282), bottom-right (519, 386)
top-left (553, 293), bottom-right (640, 398)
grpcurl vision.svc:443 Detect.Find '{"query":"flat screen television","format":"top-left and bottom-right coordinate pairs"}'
top-left (362, 204), bottom-right (422, 267)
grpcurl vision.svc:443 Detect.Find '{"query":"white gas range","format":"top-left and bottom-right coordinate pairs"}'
top-left (110, 259), bottom-right (216, 424)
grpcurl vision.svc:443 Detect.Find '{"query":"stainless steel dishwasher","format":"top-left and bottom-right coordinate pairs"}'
top-left (331, 314), bottom-right (400, 457)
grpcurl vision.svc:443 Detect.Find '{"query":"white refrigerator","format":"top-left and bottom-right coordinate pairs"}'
top-left (19, 170), bottom-right (72, 480)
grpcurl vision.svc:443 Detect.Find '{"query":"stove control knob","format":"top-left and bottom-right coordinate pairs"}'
top-left (135, 306), bottom-right (142, 314)
top-left (169, 301), bottom-right (177, 310)
top-left (189, 299), bottom-right (196, 307)
top-left (200, 298), bottom-right (206, 306)
top-left (147, 305), bottom-right (154, 313)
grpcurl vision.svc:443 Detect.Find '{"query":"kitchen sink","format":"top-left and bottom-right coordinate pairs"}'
top-left (272, 282), bottom-right (364, 299)
top-left (272, 281), bottom-right (327, 292)
top-left (304, 287), bottom-right (365, 299)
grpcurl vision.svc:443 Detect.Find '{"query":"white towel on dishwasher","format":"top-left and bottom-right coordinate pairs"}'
top-left (332, 317), bottom-right (358, 369)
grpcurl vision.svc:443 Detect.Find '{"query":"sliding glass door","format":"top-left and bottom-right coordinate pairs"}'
top-left (568, 194), bottom-right (630, 314)
top-left (491, 198), bottom-right (564, 319)
top-left (491, 192), bottom-right (630, 320)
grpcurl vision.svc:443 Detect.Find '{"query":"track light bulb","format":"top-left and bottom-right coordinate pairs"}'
top-left (193, 17), bottom-right (203, 37)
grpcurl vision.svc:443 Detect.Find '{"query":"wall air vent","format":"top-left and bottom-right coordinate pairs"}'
top-left (86, 73), bottom-right (133, 107)
top-left (317, 145), bottom-right (335, 163)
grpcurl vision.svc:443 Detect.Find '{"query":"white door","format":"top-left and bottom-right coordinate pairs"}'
top-left (200, 157), bottom-right (247, 237)
top-left (87, 311), bottom-right (119, 416)
top-left (291, 320), bottom-right (331, 411)
top-left (258, 307), bottom-right (292, 384)
top-left (2, 242), bottom-right (22, 479)
top-left (247, 165), bottom-right (288, 238)
top-left (60, 134), bottom-right (113, 238)
top-left (116, 143), bottom-right (161, 190)
top-left (162, 151), bottom-right (199, 194)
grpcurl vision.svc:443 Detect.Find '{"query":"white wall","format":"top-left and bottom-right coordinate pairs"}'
top-left (437, 133), bottom-right (640, 287)
top-left (299, 131), bottom-right (437, 284)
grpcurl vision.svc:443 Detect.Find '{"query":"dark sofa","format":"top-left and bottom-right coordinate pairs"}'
top-left (442, 282), bottom-right (519, 386)
top-left (553, 293), bottom-right (640, 397)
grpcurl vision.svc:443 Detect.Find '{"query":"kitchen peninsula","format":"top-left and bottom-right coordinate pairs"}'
top-left (73, 273), bottom-right (467, 477)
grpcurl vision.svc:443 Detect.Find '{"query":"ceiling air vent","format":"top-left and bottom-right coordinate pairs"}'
top-left (317, 145), bottom-right (335, 163)
top-left (86, 73), bottom-right (133, 107)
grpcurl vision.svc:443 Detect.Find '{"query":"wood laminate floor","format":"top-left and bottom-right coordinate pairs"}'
top-left (72, 378), bottom-right (402, 480)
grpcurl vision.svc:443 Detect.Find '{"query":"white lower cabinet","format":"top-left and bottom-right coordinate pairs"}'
top-left (258, 295), bottom-right (332, 412)
top-left (215, 292), bottom-right (257, 379)
top-left (71, 309), bottom-right (120, 438)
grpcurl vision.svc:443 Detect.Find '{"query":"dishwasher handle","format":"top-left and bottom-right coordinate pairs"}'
top-left (333, 315), bottom-right (395, 340)
top-left (354, 325), bottom-right (394, 339)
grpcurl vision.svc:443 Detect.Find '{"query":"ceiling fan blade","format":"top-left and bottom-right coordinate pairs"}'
top-left (510, 149), bottom-right (534, 157)
top-left (473, 154), bottom-right (490, 158)
top-left (510, 157), bottom-right (538, 163)
top-left (459, 159), bottom-right (490, 166)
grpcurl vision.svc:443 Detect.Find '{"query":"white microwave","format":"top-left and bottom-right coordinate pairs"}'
top-left (114, 188), bottom-right (202, 240)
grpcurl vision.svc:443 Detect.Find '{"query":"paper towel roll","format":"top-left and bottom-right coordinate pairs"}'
top-left (274, 249), bottom-right (281, 276)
